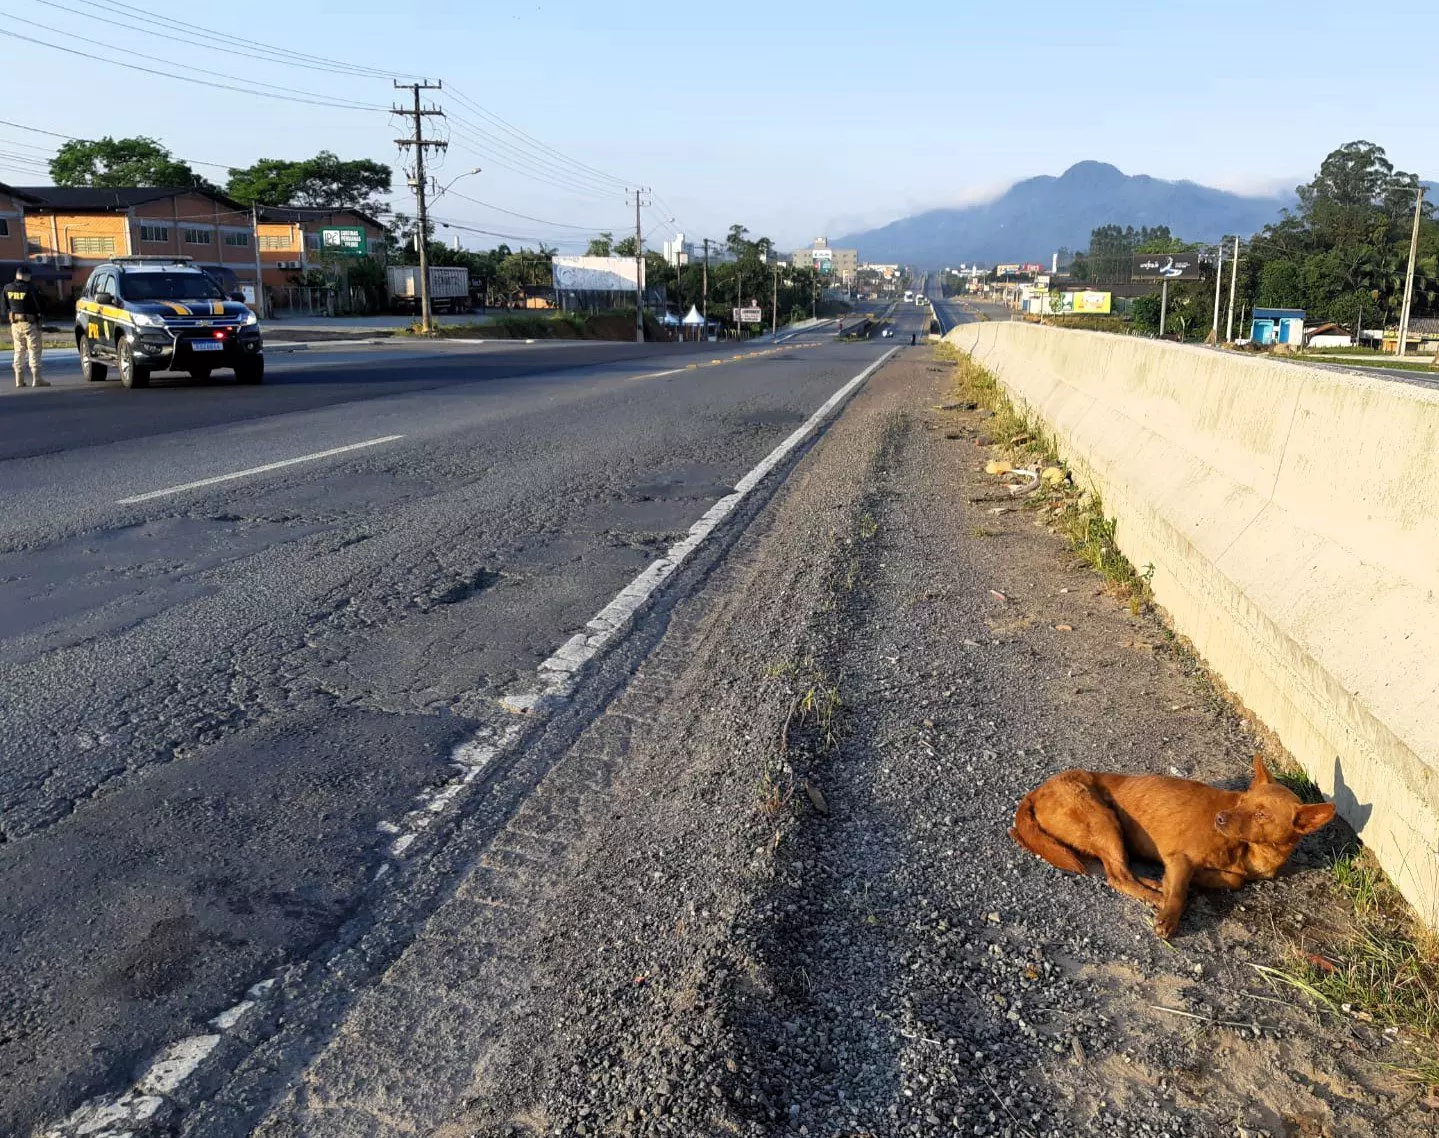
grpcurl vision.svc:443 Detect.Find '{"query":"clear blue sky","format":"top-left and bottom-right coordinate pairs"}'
top-left (1, 0), bottom-right (1435, 252)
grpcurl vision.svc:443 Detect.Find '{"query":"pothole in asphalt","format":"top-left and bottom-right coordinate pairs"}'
top-left (421, 567), bottom-right (502, 608)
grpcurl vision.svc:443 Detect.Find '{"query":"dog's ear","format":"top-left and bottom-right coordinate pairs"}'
top-left (1294, 802), bottom-right (1336, 834)
top-left (1250, 753), bottom-right (1274, 786)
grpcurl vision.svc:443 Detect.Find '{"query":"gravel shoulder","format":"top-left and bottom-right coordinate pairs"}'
top-left (239, 349), bottom-right (1430, 1137)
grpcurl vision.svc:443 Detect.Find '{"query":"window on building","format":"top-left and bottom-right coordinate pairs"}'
top-left (183, 227), bottom-right (213, 245)
top-left (139, 223), bottom-right (169, 242)
top-left (258, 234), bottom-right (290, 251)
top-left (71, 236), bottom-right (117, 255)
top-left (0, 218), bottom-right (9, 238)
top-left (304, 232), bottom-right (321, 250)
top-left (223, 230), bottom-right (250, 247)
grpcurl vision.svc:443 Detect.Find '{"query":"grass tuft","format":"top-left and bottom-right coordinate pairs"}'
top-left (1268, 846), bottom-right (1439, 1086)
top-left (1275, 766), bottom-right (1325, 804)
top-left (944, 348), bottom-right (1152, 613)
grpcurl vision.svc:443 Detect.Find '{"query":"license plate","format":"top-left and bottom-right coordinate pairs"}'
top-left (189, 341), bottom-right (223, 352)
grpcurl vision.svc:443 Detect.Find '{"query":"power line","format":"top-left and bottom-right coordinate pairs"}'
top-left (0, 119), bottom-right (236, 171)
top-left (32, 0), bottom-right (426, 81)
top-left (32, 0), bottom-right (407, 83)
top-left (442, 121), bottom-right (620, 202)
top-left (7, 12), bottom-right (383, 107)
top-left (11, 8), bottom-right (676, 251)
top-left (444, 86), bottom-right (630, 190)
top-left (443, 113), bottom-right (619, 197)
top-left (427, 215), bottom-right (546, 244)
top-left (0, 24), bottom-right (388, 111)
top-left (442, 188), bottom-right (624, 232)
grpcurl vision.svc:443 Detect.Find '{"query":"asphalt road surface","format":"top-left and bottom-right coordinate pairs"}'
top-left (0, 314), bottom-right (923, 1135)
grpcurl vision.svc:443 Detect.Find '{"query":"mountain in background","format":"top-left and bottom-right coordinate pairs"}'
top-left (837, 161), bottom-right (1293, 266)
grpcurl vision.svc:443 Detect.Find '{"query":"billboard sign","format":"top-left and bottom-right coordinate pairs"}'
top-left (1021, 263), bottom-right (1044, 273)
top-left (1068, 290), bottom-right (1112, 314)
top-left (1132, 253), bottom-right (1203, 281)
top-left (552, 255), bottom-right (644, 291)
top-left (320, 226), bottom-right (367, 256)
top-left (995, 263), bottom-right (1022, 276)
top-left (733, 306), bottom-right (764, 323)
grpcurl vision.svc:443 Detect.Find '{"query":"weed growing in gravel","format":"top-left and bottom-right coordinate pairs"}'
top-left (1270, 846), bottom-right (1439, 1086)
top-left (1054, 499), bottom-right (1154, 614)
top-left (760, 660), bottom-right (843, 822)
top-left (945, 349), bottom-right (1153, 613)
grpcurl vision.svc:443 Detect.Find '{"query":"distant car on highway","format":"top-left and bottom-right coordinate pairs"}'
top-left (880, 327), bottom-right (894, 338)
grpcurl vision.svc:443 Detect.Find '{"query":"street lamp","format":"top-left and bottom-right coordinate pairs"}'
top-left (431, 167), bottom-right (482, 203)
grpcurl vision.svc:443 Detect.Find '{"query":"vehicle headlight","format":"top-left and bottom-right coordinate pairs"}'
top-left (132, 311), bottom-right (166, 327)
top-left (238, 308), bottom-right (258, 326)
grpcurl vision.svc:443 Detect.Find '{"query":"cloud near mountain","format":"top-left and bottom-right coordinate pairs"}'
top-left (837, 161), bottom-right (1292, 266)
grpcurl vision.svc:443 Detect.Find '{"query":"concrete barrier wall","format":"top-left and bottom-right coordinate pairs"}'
top-left (947, 321), bottom-right (1439, 926)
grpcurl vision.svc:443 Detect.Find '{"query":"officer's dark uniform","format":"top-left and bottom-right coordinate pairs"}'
top-left (3, 272), bottom-right (47, 387)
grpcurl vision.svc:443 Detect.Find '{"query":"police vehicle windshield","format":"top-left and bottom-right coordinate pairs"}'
top-left (121, 273), bottom-right (226, 301)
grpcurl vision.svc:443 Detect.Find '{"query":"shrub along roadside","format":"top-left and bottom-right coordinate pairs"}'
top-left (398, 310), bottom-right (668, 341)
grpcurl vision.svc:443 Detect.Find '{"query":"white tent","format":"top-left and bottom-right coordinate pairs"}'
top-left (682, 305), bottom-right (704, 325)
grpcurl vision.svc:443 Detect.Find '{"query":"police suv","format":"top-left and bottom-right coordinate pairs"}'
top-left (74, 257), bottom-right (263, 387)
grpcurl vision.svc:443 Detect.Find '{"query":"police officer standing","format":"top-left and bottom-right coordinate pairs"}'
top-left (4, 265), bottom-right (49, 388)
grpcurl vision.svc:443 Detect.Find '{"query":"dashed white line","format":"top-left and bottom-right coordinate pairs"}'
top-left (41, 344), bottom-right (896, 1138)
top-left (115, 434), bottom-right (406, 505)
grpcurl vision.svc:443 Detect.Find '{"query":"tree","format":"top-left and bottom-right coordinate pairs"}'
top-left (50, 136), bottom-right (209, 189)
top-left (726, 224), bottom-right (752, 260)
top-left (226, 151), bottom-right (391, 212)
top-left (613, 235), bottom-right (638, 258)
top-left (586, 232), bottom-right (614, 257)
top-left (1245, 141), bottom-right (1438, 327)
top-left (1074, 225), bottom-right (1177, 284)
top-left (1257, 260), bottom-right (1304, 309)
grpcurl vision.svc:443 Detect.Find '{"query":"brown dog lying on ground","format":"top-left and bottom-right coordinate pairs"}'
top-left (1010, 755), bottom-right (1335, 937)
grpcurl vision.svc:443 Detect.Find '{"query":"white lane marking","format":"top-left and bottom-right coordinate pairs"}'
top-left (39, 344), bottom-right (894, 1137)
top-left (42, 979), bottom-right (277, 1137)
top-left (502, 347), bottom-right (898, 714)
top-left (115, 435), bottom-right (406, 505)
top-left (41, 1035), bottom-right (221, 1138)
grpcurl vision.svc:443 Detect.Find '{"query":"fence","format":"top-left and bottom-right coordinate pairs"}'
top-left (264, 285), bottom-right (384, 318)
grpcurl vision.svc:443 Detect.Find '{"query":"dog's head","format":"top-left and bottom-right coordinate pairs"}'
top-left (1214, 755), bottom-right (1336, 875)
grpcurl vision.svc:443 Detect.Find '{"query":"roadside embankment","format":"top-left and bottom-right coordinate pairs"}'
top-left (946, 320), bottom-right (1439, 928)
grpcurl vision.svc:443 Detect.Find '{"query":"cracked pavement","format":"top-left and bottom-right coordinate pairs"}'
top-left (0, 324), bottom-right (886, 1135)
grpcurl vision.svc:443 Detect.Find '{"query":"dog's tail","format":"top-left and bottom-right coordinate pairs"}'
top-left (1009, 793), bottom-right (1086, 874)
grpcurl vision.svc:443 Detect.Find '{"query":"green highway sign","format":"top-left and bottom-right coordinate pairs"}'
top-left (320, 226), bottom-right (368, 256)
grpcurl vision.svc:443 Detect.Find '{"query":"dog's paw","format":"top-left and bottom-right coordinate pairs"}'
top-left (1153, 913), bottom-right (1179, 939)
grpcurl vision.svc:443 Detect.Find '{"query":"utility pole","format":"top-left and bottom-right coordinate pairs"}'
top-left (250, 202), bottom-right (265, 319)
top-left (1396, 185), bottom-right (1425, 359)
top-left (702, 237), bottom-right (709, 337)
top-left (628, 187), bottom-right (650, 342)
top-left (1159, 278), bottom-right (1169, 337)
top-left (1210, 238), bottom-right (1225, 343)
top-left (736, 268), bottom-right (743, 340)
top-left (1225, 236), bottom-right (1240, 342)
top-left (393, 80), bottom-right (447, 334)
top-left (771, 262), bottom-right (779, 336)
